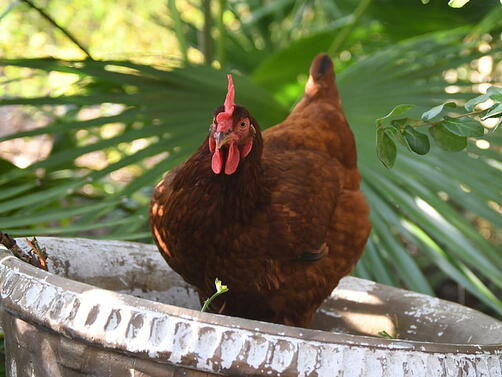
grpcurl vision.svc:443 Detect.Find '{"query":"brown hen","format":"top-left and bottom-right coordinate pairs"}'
top-left (150, 54), bottom-right (371, 328)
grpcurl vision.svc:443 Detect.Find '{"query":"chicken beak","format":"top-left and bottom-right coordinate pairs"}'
top-left (214, 131), bottom-right (232, 149)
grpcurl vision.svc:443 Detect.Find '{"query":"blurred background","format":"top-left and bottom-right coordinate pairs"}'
top-left (0, 0), bottom-right (501, 351)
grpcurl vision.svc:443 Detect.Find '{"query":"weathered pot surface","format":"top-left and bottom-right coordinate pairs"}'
top-left (0, 237), bottom-right (500, 377)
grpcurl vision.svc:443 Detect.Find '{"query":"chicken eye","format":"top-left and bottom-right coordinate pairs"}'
top-left (240, 119), bottom-right (249, 128)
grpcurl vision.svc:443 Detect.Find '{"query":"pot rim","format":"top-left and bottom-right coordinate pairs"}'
top-left (0, 246), bottom-right (501, 359)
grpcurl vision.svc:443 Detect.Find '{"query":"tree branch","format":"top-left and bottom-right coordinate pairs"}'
top-left (20, 0), bottom-right (93, 60)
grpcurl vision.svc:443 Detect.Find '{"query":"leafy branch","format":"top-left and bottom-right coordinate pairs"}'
top-left (201, 278), bottom-right (229, 313)
top-left (376, 87), bottom-right (502, 168)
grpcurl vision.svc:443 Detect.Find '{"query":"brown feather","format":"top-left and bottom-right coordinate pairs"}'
top-left (150, 53), bottom-right (371, 328)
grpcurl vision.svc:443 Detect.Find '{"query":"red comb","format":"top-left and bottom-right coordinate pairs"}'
top-left (224, 74), bottom-right (235, 114)
top-left (216, 74), bottom-right (235, 132)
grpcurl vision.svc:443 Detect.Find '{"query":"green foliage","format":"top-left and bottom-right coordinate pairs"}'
top-left (442, 116), bottom-right (485, 137)
top-left (377, 0), bottom-right (499, 40)
top-left (0, 0), bottom-right (501, 320)
top-left (403, 126), bottom-right (430, 155)
top-left (375, 88), bottom-right (502, 167)
top-left (376, 104), bottom-right (415, 126)
top-left (429, 124), bottom-right (468, 152)
top-left (376, 128), bottom-right (397, 168)
top-left (421, 102), bottom-right (457, 122)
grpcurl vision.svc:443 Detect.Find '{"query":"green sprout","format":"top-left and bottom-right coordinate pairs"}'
top-left (377, 330), bottom-right (394, 339)
top-left (201, 278), bottom-right (229, 313)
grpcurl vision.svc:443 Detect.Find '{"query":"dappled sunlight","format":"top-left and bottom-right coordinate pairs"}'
top-left (342, 312), bottom-right (396, 338)
top-left (475, 139), bottom-right (490, 149)
top-left (415, 197), bottom-right (442, 221)
top-left (313, 287), bottom-right (398, 339)
top-left (333, 289), bottom-right (383, 306)
top-left (330, 289), bottom-right (396, 338)
top-left (482, 117), bottom-right (500, 129)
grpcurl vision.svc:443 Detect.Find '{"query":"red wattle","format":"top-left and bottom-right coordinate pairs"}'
top-left (241, 138), bottom-right (253, 158)
top-left (225, 142), bottom-right (240, 175)
top-left (212, 149), bottom-right (222, 174)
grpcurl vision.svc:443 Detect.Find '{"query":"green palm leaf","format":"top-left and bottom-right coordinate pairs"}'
top-left (335, 29), bottom-right (502, 314)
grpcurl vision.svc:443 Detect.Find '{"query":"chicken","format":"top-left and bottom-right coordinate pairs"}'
top-left (150, 54), bottom-right (371, 328)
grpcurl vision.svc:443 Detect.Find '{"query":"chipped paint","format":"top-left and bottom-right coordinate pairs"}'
top-left (0, 238), bottom-right (501, 377)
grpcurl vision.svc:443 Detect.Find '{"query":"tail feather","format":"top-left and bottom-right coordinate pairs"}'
top-left (309, 53), bottom-right (334, 84)
top-left (305, 54), bottom-right (339, 99)
top-left (304, 53), bottom-right (340, 104)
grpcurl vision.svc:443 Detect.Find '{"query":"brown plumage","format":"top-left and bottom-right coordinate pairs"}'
top-left (150, 54), bottom-right (371, 328)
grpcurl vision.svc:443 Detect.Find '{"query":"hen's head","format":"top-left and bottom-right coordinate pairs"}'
top-left (208, 74), bottom-right (257, 175)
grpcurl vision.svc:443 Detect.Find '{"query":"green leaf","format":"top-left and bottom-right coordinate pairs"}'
top-left (402, 156), bottom-right (502, 228)
top-left (0, 183), bottom-right (38, 201)
top-left (464, 94), bottom-right (489, 112)
top-left (378, 330), bottom-right (394, 339)
top-left (390, 118), bottom-right (408, 128)
top-left (214, 278), bottom-right (229, 293)
top-left (0, 110), bottom-right (140, 142)
top-left (464, 87), bottom-right (501, 111)
top-left (481, 103), bottom-right (502, 119)
top-left (354, 258), bottom-right (372, 280)
top-left (442, 116), bottom-right (485, 137)
top-left (363, 238), bottom-right (400, 287)
top-left (487, 86), bottom-right (502, 97)
top-left (376, 104), bottom-right (414, 127)
top-left (371, 209), bottom-right (434, 295)
top-left (448, 0), bottom-right (470, 8)
top-left (167, 0), bottom-right (189, 62)
top-left (363, 165), bottom-right (502, 293)
top-left (0, 182), bottom-right (81, 213)
top-left (0, 158), bottom-right (18, 173)
top-left (0, 201), bottom-right (119, 228)
top-left (376, 128), bottom-right (397, 168)
top-left (421, 102), bottom-right (456, 121)
top-left (429, 125), bottom-right (467, 152)
top-left (404, 220), bottom-right (502, 314)
top-left (403, 126), bottom-right (430, 155)
top-left (2, 217), bottom-right (140, 236)
top-left (95, 232), bottom-right (152, 241)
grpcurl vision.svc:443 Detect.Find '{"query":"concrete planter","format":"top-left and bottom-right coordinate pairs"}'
top-left (0, 237), bottom-right (500, 376)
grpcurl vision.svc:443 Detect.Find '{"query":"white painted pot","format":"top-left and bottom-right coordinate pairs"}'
top-left (0, 237), bottom-right (500, 376)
